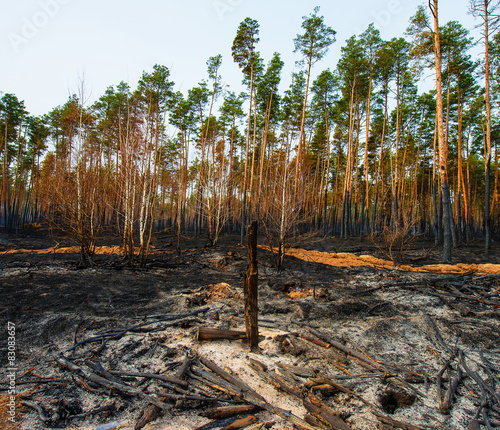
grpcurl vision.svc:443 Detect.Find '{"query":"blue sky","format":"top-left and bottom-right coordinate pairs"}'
top-left (1, 0), bottom-right (480, 116)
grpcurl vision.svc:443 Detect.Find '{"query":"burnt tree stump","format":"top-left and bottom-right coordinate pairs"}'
top-left (244, 221), bottom-right (259, 351)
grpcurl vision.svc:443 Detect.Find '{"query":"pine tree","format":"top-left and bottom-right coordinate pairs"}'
top-left (470, 0), bottom-right (500, 252)
top-left (293, 6), bottom-right (336, 199)
top-left (232, 17), bottom-right (260, 243)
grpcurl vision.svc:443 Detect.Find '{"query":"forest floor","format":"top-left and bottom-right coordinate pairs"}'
top-left (0, 229), bottom-right (499, 430)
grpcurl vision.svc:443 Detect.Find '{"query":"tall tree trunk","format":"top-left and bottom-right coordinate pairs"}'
top-left (373, 81), bottom-right (389, 232)
top-left (444, 67), bottom-right (457, 248)
top-left (227, 118), bottom-right (236, 232)
top-left (177, 124), bottom-right (188, 253)
top-left (361, 67), bottom-right (373, 235)
top-left (322, 93), bottom-right (331, 235)
top-left (483, 0), bottom-right (492, 252)
top-left (241, 61), bottom-right (254, 244)
top-left (294, 54), bottom-right (313, 198)
top-left (2, 121), bottom-right (10, 229)
top-left (457, 83), bottom-right (468, 242)
top-left (493, 139), bottom-right (498, 230)
top-left (249, 87), bottom-right (258, 214)
top-left (258, 91), bottom-right (274, 219)
top-left (431, 0), bottom-right (453, 262)
top-left (342, 77), bottom-right (357, 239)
top-left (393, 71), bottom-right (401, 230)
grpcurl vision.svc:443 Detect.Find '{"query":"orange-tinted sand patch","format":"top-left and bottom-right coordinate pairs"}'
top-left (270, 247), bottom-right (500, 275)
top-left (4, 244), bottom-right (500, 275)
top-left (2, 245), bottom-right (124, 255)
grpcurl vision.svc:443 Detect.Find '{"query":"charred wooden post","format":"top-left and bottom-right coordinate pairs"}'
top-left (244, 221), bottom-right (259, 351)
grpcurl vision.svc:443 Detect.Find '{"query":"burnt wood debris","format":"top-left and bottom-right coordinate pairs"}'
top-left (2, 262), bottom-right (499, 429)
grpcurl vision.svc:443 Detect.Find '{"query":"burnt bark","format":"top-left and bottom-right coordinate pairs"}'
top-left (244, 220), bottom-right (259, 351)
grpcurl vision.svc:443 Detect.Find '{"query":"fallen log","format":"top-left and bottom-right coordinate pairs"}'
top-left (303, 394), bottom-right (351, 430)
top-left (436, 356), bottom-right (454, 406)
top-left (306, 329), bottom-right (425, 396)
top-left (202, 405), bottom-right (259, 420)
top-left (306, 377), bottom-right (378, 410)
top-left (86, 360), bottom-right (129, 386)
top-left (175, 354), bottom-right (193, 380)
top-left (460, 351), bottom-right (500, 404)
top-left (425, 286), bottom-right (500, 308)
top-left (439, 368), bottom-right (462, 414)
top-left (134, 355), bottom-right (194, 430)
top-left (197, 327), bottom-right (248, 342)
top-left (298, 335), bottom-right (350, 371)
top-left (147, 391), bottom-right (221, 403)
top-left (135, 403), bottom-right (164, 430)
top-left (247, 358), bottom-right (303, 399)
top-left (300, 334), bottom-right (331, 349)
top-left (481, 408), bottom-right (495, 429)
top-left (199, 356), bottom-right (266, 402)
top-left (108, 370), bottom-right (188, 388)
top-left (221, 415), bottom-right (258, 430)
top-left (192, 362), bottom-right (322, 430)
top-left (450, 319), bottom-right (500, 337)
top-left (310, 384), bottom-right (338, 397)
top-left (260, 404), bottom-right (324, 430)
top-left (194, 416), bottom-right (250, 430)
top-left (277, 362), bottom-right (315, 378)
top-left (191, 366), bottom-right (250, 400)
top-left (67, 321), bottom-right (158, 353)
top-left (69, 308), bottom-right (211, 353)
top-left (477, 417), bottom-right (500, 427)
top-left (138, 307), bottom-right (210, 321)
top-left (75, 375), bottom-right (101, 393)
top-left (306, 377), bottom-right (354, 396)
top-left (480, 350), bottom-right (500, 373)
top-left (157, 380), bottom-right (198, 396)
top-left (135, 371), bottom-right (208, 430)
top-left (306, 327), bottom-right (391, 374)
top-left (68, 404), bottom-right (116, 421)
top-left (132, 318), bottom-right (202, 332)
top-left (305, 414), bottom-right (330, 430)
top-left (56, 356), bottom-right (171, 412)
top-left (422, 312), bottom-right (452, 354)
top-left (371, 409), bottom-right (431, 430)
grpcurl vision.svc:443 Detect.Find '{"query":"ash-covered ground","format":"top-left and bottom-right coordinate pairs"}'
top-left (1, 231), bottom-right (499, 430)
